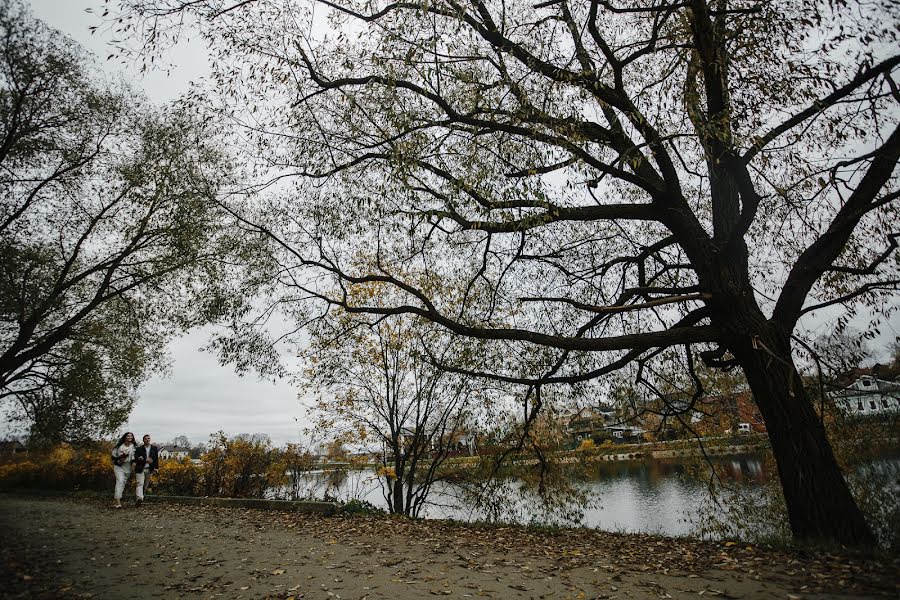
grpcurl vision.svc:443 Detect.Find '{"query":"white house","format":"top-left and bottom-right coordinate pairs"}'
top-left (601, 423), bottom-right (646, 441)
top-left (159, 445), bottom-right (190, 460)
top-left (831, 376), bottom-right (900, 418)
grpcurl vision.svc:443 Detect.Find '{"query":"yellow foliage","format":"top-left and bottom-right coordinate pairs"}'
top-left (74, 449), bottom-right (114, 489)
top-left (0, 436), bottom-right (312, 502)
top-left (0, 444), bottom-right (112, 491)
top-left (0, 460), bottom-right (41, 488)
top-left (577, 438), bottom-right (596, 452)
top-left (48, 445), bottom-right (76, 466)
top-left (375, 466), bottom-right (397, 480)
top-left (154, 457), bottom-right (201, 496)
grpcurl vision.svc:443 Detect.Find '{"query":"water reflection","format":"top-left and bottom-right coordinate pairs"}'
top-left (276, 454), bottom-right (773, 538)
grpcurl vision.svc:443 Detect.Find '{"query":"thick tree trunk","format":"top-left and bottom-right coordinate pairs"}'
top-left (732, 330), bottom-right (875, 545)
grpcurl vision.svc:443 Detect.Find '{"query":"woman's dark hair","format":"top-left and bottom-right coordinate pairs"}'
top-left (116, 432), bottom-right (135, 447)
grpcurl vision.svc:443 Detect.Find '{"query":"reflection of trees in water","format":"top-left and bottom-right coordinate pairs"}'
top-left (454, 476), bottom-right (593, 528)
top-left (276, 452), bottom-right (895, 546)
top-left (445, 458), bottom-right (596, 527)
top-left (682, 453), bottom-right (788, 542)
top-left (828, 418), bottom-right (900, 550)
top-left (323, 469), bottom-right (348, 499)
top-left (279, 453), bottom-right (796, 539)
top-left (454, 455), bottom-right (775, 530)
top-left (695, 453), bottom-right (898, 548)
top-left (276, 468), bottom-right (355, 501)
top-left (581, 454), bottom-right (769, 486)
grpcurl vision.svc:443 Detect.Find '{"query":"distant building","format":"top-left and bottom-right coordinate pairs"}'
top-left (604, 424), bottom-right (645, 441)
top-left (733, 392), bottom-right (767, 433)
top-left (159, 446), bottom-right (190, 460)
top-left (566, 404), bottom-right (643, 444)
top-left (443, 430), bottom-right (477, 455)
top-left (831, 376), bottom-right (900, 418)
top-left (566, 407), bottom-right (608, 443)
top-left (394, 427), bottom-right (478, 456)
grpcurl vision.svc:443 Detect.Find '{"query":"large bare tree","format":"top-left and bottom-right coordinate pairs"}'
top-left (112, 0), bottom-right (899, 544)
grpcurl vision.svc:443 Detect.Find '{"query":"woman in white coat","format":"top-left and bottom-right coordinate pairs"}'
top-left (111, 432), bottom-right (136, 508)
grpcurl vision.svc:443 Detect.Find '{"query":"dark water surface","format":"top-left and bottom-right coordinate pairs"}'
top-left (280, 454), bottom-right (778, 538)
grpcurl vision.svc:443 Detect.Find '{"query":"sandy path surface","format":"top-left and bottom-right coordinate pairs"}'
top-left (0, 495), bottom-right (895, 599)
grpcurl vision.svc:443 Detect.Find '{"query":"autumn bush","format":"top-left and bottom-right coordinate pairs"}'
top-left (576, 438), bottom-right (596, 452)
top-left (189, 432), bottom-right (320, 499)
top-left (0, 444), bottom-right (112, 492)
top-left (153, 457), bottom-right (201, 496)
top-left (72, 447), bottom-right (115, 490)
top-left (0, 459), bottom-right (42, 489)
top-left (272, 443), bottom-right (318, 501)
top-left (0, 434), bottom-right (324, 502)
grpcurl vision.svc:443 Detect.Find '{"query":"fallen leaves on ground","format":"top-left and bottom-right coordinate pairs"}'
top-left (2, 494), bottom-right (897, 599)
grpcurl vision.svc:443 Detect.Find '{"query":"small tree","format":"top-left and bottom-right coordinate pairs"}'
top-left (275, 442), bottom-right (316, 501)
top-left (305, 313), bottom-right (479, 517)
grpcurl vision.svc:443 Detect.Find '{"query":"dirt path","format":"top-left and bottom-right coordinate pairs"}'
top-left (0, 495), bottom-right (895, 599)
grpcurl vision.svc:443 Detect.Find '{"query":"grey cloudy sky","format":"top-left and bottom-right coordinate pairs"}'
top-left (28, 0), bottom-right (309, 446)
top-left (20, 0), bottom-right (900, 446)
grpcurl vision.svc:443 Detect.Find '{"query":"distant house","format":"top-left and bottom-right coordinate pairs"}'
top-left (441, 430), bottom-right (477, 455)
top-left (733, 392), bottom-right (767, 433)
top-left (566, 407), bottom-right (608, 443)
top-left (566, 404), bottom-right (643, 444)
top-left (831, 376), bottom-right (900, 418)
top-left (604, 424), bottom-right (645, 442)
top-left (159, 446), bottom-right (190, 460)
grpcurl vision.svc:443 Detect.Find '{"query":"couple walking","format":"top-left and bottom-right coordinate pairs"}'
top-left (111, 432), bottom-right (159, 508)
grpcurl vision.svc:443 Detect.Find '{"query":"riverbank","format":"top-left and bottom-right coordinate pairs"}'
top-left (1, 495), bottom-right (896, 599)
top-left (325, 434), bottom-right (772, 471)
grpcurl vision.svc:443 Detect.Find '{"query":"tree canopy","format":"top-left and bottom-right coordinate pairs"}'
top-left (0, 1), bottom-right (237, 443)
top-left (110, 0), bottom-right (899, 544)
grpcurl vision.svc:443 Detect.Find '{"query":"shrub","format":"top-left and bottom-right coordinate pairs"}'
top-left (154, 457), bottom-right (201, 496)
top-left (273, 443), bottom-right (317, 500)
top-left (341, 498), bottom-right (385, 516)
top-left (0, 444), bottom-right (112, 492)
top-left (0, 460), bottom-right (42, 489)
top-left (196, 432), bottom-right (285, 499)
top-left (73, 448), bottom-right (115, 491)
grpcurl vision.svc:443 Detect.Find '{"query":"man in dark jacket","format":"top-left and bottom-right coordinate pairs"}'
top-left (133, 434), bottom-right (159, 507)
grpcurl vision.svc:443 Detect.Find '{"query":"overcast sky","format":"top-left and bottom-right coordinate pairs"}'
top-left (19, 0), bottom-right (900, 447)
top-left (27, 0), bottom-right (309, 446)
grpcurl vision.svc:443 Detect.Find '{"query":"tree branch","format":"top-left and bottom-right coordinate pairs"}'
top-left (773, 124), bottom-right (900, 328)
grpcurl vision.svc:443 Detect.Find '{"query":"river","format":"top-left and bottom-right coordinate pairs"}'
top-left (277, 453), bottom-right (786, 539)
